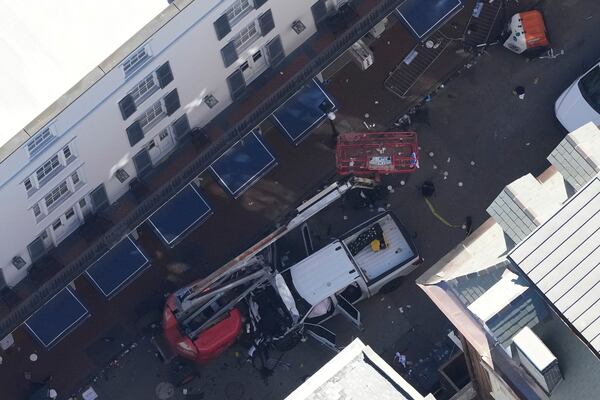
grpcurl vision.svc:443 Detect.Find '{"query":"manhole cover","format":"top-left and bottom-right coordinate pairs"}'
top-left (224, 381), bottom-right (245, 400)
top-left (155, 382), bottom-right (175, 400)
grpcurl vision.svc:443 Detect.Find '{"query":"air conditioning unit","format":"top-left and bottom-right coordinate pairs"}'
top-left (370, 17), bottom-right (388, 39)
top-left (511, 327), bottom-right (563, 394)
top-left (349, 39), bottom-right (374, 71)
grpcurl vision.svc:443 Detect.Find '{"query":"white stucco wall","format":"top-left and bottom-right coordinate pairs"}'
top-left (0, 0), bottom-right (320, 287)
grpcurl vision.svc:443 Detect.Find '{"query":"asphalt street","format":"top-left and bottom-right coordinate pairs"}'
top-left (59, 0), bottom-right (600, 399)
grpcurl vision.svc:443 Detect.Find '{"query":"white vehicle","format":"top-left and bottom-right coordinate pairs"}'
top-left (555, 61), bottom-right (600, 132)
top-left (163, 178), bottom-right (421, 361)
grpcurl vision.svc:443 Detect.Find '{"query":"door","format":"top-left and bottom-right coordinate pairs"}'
top-left (335, 294), bottom-right (363, 330)
top-left (240, 49), bottom-right (268, 83)
top-left (304, 323), bottom-right (339, 353)
top-left (51, 207), bottom-right (81, 244)
top-left (149, 128), bottom-right (177, 165)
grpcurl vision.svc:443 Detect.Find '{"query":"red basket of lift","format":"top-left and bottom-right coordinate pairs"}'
top-left (336, 131), bottom-right (419, 176)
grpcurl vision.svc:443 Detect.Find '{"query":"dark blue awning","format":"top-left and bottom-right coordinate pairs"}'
top-left (210, 131), bottom-right (277, 198)
top-left (25, 288), bottom-right (89, 348)
top-left (396, 0), bottom-right (463, 40)
top-left (86, 236), bottom-right (150, 298)
top-left (148, 184), bottom-right (212, 247)
top-left (272, 79), bottom-right (337, 145)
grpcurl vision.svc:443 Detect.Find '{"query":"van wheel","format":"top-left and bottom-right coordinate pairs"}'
top-left (379, 277), bottom-right (404, 294)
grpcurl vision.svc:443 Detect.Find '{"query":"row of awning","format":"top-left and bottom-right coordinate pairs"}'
top-left (23, 79), bottom-right (336, 349)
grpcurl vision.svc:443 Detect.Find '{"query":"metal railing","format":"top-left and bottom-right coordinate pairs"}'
top-left (0, 0), bottom-right (407, 339)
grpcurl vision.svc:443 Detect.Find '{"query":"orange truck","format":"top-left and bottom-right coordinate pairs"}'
top-left (502, 10), bottom-right (550, 55)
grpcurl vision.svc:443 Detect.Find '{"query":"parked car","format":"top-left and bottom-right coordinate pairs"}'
top-left (555, 61), bottom-right (600, 132)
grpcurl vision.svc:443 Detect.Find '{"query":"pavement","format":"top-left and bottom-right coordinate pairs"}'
top-left (2, 0), bottom-right (600, 399)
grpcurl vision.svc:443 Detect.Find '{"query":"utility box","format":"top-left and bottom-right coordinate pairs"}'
top-left (349, 39), bottom-right (374, 71)
top-left (511, 327), bottom-right (562, 394)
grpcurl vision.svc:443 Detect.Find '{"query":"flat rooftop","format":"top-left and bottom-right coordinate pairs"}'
top-left (0, 0), bottom-right (167, 148)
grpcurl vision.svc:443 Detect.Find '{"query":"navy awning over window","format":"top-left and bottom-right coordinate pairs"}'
top-left (86, 236), bottom-right (150, 298)
top-left (271, 79), bottom-right (337, 145)
top-left (148, 184), bottom-right (212, 247)
top-left (396, 0), bottom-right (463, 40)
top-left (25, 288), bottom-right (89, 348)
top-left (210, 131), bottom-right (277, 198)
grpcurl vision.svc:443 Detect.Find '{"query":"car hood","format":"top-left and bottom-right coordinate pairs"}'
top-left (555, 81), bottom-right (600, 132)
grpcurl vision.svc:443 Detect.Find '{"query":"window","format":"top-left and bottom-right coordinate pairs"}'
top-left (32, 204), bottom-right (41, 217)
top-left (159, 130), bottom-right (169, 141)
top-left (130, 73), bottom-right (158, 105)
top-left (203, 94), bottom-right (219, 109)
top-left (36, 155), bottom-right (60, 182)
top-left (138, 100), bottom-right (166, 131)
top-left (146, 140), bottom-right (156, 151)
top-left (62, 145), bottom-right (73, 160)
top-left (115, 168), bottom-right (130, 183)
top-left (24, 179), bottom-right (33, 191)
top-left (122, 46), bottom-right (150, 77)
top-left (65, 208), bottom-right (75, 220)
top-left (45, 181), bottom-right (70, 209)
top-left (578, 65), bottom-right (600, 113)
top-left (71, 171), bottom-right (80, 186)
top-left (226, 0), bottom-right (252, 25)
top-left (52, 219), bottom-right (62, 230)
top-left (233, 21), bottom-right (259, 51)
top-left (27, 128), bottom-right (55, 157)
top-left (79, 198), bottom-right (87, 208)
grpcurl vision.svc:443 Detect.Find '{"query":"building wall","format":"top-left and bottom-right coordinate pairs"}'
top-left (0, 0), bottom-right (322, 287)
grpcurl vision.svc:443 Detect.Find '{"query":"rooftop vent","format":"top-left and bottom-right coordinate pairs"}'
top-left (511, 327), bottom-right (562, 394)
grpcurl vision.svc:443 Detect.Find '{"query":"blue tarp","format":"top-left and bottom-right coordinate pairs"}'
top-left (211, 132), bottom-right (276, 198)
top-left (272, 79), bottom-right (337, 145)
top-left (25, 288), bottom-right (89, 348)
top-left (86, 237), bottom-right (150, 298)
top-left (396, 0), bottom-right (463, 40)
top-left (148, 184), bottom-right (212, 247)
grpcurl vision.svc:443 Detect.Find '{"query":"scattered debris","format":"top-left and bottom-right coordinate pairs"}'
top-left (343, 215), bottom-right (348, 220)
top-left (374, 100), bottom-right (379, 104)
top-left (364, 113), bottom-right (370, 118)
top-left (470, 160), bottom-right (476, 166)
top-left (433, 164), bottom-right (438, 170)
top-left (443, 171), bottom-right (449, 177)
top-left (428, 151), bottom-right (434, 157)
top-left (398, 307), bottom-right (404, 314)
top-left (513, 86), bottom-right (526, 100)
top-left (525, 142), bottom-right (531, 146)
top-left (533, 77), bottom-right (539, 84)
top-left (394, 353), bottom-right (408, 367)
top-left (400, 180), bottom-right (406, 186)
top-left (446, 157), bottom-right (451, 163)
top-left (458, 181), bottom-right (464, 187)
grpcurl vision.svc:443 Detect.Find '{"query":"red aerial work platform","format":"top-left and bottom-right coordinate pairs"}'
top-left (336, 131), bottom-right (419, 176)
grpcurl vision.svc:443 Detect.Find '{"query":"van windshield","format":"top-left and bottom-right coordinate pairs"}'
top-left (578, 65), bottom-right (600, 114)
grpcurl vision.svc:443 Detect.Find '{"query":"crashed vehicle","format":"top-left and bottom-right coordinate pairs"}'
top-left (163, 178), bottom-right (421, 362)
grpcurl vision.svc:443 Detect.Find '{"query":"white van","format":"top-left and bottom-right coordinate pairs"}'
top-left (555, 61), bottom-right (600, 132)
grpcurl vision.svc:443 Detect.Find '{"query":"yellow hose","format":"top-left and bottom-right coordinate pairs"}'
top-left (424, 198), bottom-right (462, 228)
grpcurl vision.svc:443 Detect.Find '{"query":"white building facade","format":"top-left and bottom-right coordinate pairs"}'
top-left (0, 0), bottom-right (334, 288)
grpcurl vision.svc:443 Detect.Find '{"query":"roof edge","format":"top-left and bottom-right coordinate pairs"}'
top-left (0, 0), bottom-right (193, 164)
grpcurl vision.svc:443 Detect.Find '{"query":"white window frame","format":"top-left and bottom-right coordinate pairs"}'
top-left (226, 0), bottom-right (253, 26)
top-left (32, 204), bottom-right (42, 217)
top-left (24, 178), bottom-right (33, 192)
top-left (138, 99), bottom-right (166, 132)
top-left (130, 73), bottom-right (159, 106)
top-left (233, 20), bottom-right (260, 52)
top-left (62, 144), bottom-right (73, 161)
top-left (35, 155), bottom-right (61, 183)
top-left (27, 128), bottom-right (56, 157)
top-left (122, 46), bottom-right (151, 77)
top-left (44, 181), bottom-right (70, 209)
